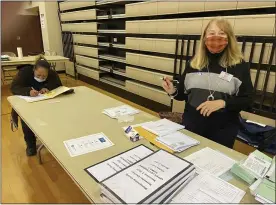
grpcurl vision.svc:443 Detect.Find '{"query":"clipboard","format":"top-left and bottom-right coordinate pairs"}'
top-left (134, 126), bottom-right (174, 153)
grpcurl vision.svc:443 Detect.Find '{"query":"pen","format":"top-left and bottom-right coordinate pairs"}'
top-left (160, 77), bottom-right (179, 84)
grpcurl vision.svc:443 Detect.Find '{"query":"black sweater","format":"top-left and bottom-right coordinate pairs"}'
top-left (11, 65), bottom-right (62, 96)
top-left (174, 51), bottom-right (253, 117)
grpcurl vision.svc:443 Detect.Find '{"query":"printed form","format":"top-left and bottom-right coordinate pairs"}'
top-left (86, 145), bottom-right (153, 182)
top-left (185, 147), bottom-right (236, 177)
top-left (171, 173), bottom-right (245, 203)
top-left (64, 133), bottom-right (113, 157)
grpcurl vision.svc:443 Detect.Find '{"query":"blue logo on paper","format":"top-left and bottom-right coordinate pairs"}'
top-left (99, 137), bottom-right (106, 143)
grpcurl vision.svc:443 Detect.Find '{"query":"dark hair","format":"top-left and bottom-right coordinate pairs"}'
top-left (34, 55), bottom-right (50, 70)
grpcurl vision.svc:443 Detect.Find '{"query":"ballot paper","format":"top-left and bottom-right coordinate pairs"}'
top-left (185, 147), bottom-right (236, 177)
top-left (18, 86), bottom-right (71, 102)
top-left (103, 105), bottom-right (140, 119)
top-left (64, 133), bottom-right (113, 157)
top-left (142, 118), bottom-right (184, 137)
top-left (85, 145), bottom-right (153, 182)
top-left (242, 151), bottom-right (272, 178)
top-left (266, 156), bottom-right (275, 182)
top-left (171, 173), bottom-right (246, 203)
top-left (156, 131), bottom-right (200, 152)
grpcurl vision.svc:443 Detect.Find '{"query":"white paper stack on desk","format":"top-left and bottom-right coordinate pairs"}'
top-left (171, 172), bottom-right (246, 203)
top-left (156, 131), bottom-right (200, 152)
top-left (142, 119), bottom-right (199, 152)
top-left (142, 118), bottom-right (185, 137)
top-left (102, 105), bottom-right (139, 119)
top-left (95, 149), bottom-right (196, 204)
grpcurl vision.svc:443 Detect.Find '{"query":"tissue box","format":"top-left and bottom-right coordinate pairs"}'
top-left (124, 126), bottom-right (140, 142)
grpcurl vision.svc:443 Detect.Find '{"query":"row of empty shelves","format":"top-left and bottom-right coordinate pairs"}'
top-left (61, 14), bottom-right (275, 36)
top-left (75, 54), bottom-right (127, 77)
top-left (61, 22), bottom-right (125, 33)
top-left (126, 14), bottom-right (275, 36)
top-left (126, 37), bottom-right (276, 64)
top-left (60, 9), bottom-right (126, 22)
top-left (126, 1), bottom-right (276, 17)
top-left (72, 34), bottom-right (275, 65)
top-left (59, 0), bottom-right (130, 11)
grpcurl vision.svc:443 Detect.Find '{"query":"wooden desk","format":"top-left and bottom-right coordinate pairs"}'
top-left (7, 86), bottom-right (257, 203)
top-left (1, 56), bottom-right (69, 66)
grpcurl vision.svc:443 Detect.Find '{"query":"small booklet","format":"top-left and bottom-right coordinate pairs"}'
top-left (18, 86), bottom-right (72, 102)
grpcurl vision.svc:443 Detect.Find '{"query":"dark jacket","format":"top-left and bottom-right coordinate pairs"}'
top-left (11, 64), bottom-right (62, 96)
top-left (10, 65), bottom-right (62, 131)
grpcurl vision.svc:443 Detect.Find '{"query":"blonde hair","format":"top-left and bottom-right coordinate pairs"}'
top-left (190, 18), bottom-right (243, 70)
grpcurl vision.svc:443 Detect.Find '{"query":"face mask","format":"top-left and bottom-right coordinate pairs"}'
top-left (34, 76), bottom-right (46, 83)
top-left (205, 36), bottom-right (228, 54)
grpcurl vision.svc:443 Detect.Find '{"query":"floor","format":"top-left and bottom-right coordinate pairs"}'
top-left (1, 74), bottom-right (259, 203)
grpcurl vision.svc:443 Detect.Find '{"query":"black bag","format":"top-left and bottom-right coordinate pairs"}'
top-left (238, 116), bottom-right (276, 155)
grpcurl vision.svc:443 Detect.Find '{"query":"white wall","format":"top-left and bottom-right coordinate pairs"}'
top-left (20, 1), bottom-right (65, 71)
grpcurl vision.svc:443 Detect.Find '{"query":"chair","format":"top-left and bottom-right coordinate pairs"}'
top-left (44, 50), bottom-right (57, 71)
top-left (1, 52), bottom-right (17, 85)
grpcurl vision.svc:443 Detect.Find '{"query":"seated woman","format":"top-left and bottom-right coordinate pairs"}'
top-left (11, 55), bottom-right (62, 156)
top-left (162, 18), bottom-right (253, 148)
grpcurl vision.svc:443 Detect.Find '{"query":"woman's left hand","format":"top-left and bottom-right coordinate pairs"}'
top-left (39, 88), bottom-right (49, 94)
top-left (196, 100), bottom-right (226, 117)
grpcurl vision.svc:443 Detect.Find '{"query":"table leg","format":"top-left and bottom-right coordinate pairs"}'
top-left (37, 144), bottom-right (45, 164)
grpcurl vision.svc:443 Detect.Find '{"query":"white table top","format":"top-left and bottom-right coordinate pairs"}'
top-left (7, 86), bottom-right (257, 203)
top-left (2, 56), bottom-right (69, 66)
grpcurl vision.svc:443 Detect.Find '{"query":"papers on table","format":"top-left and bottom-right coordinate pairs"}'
top-left (100, 149), bottom-right (195, 204)
top-left (18, 86), bottom-right (71, 102)
top-left (185, 147), bottom-right (236, 177)
top-left (266, 156), bottom-right (275, 183)
top-left (250, 177), bottom-right (276, 204)
top-left (171, 172), bottom-right (246, 203)
top-left (156, 131), bottom-right (199, 152)
top-left (63, 133), bottom-right (113, 157)
top-left (103, 105), bottom-right (139, 119)
top-left (231, 150), bottom-right (273, 184)
top-left (85, 145), bottom-right (153, 182)
top-left (242, 151), bottom-right (272, 178)
top-left (255, 179), bottom-right (276, 204)
top-left (142, 118), bottom-right (184, 137)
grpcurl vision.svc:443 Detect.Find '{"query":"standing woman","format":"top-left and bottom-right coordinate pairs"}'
top-left (11, 55), bottom-right (62, 156)
top-left (162, 18), bottom-right (253, 148)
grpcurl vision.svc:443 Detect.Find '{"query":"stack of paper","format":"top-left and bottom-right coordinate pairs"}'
top-left (102, 105), bottom-right (139, 119)
top-left (231, 150), bottom-right (273, 184)
top-left (99, 149), bottom-right (195, 204)
top-left (142, 118), bottom-right (184, 137)
top-left (185, 147), bottom-right (236, 177)
top-left (250, 156), bottom-right (276, 204)
top-left (171, 172), bottom-right (246, 203)
top-left (156, 131), bottom-right (200, 152)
